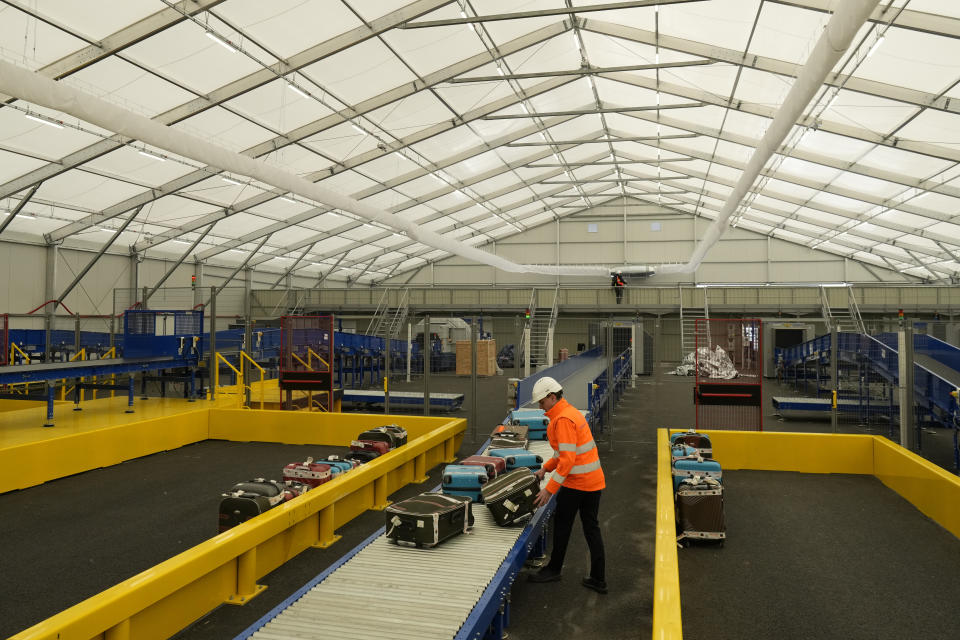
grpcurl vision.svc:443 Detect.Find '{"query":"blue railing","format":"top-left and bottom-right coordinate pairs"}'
top-left (516, 346), bottom-right (603, 408)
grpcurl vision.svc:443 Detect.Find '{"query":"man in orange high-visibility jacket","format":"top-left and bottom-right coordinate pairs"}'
top-left (527, 376), bottom-right (607, 594)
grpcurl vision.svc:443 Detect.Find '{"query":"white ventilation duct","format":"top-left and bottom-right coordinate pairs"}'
top-left (0, 59), bottom-right (646, 278)
top-left (656, 0), bottom-right (881, 276)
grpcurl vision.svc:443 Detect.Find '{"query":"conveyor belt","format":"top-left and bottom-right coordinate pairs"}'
top-left (0, 356), bottom-right (177, 384)
top-left (238, 440), bottom-right (554, 640)
top-left (342, 390), bottom-right (464, 412)
top-left (771, 396), bottom-right (894, 420)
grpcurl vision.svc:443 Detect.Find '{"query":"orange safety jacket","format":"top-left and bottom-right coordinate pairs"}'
top-left (541, 398), bottom-right (605, 494)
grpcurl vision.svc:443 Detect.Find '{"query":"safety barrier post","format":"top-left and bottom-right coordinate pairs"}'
top-left (228, 548), bottom-right (266, 605)
top-left (414, 452), bottom-right (428, 482)
top-left (444, 436), bottom-right (455, 462)
top-left (313, 504), bottom-right (341, 548)
top-left (104, 618), bottom-right (130, 640)
top-left (373, 475), bottom-right (390, 510)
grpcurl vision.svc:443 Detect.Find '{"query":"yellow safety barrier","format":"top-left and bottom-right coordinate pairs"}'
top-left (292, 351), bottom-right (311, 370)
top-left (213, 352), bottom-right (243, 407)
top-left (9, 342), bottom-right (30, 364)
top-left (239, 351), bottom-right (265, 410)
top-left (653, 429), bottom-right (683, 640)
top-left (655, 428), bottom-right (960, 640)
top-left (307, 346), bottom-right (329, 370)
top-left (10, 410), bottom-right (465, 640)
top-left (60, 348), bottom-right (86, 401)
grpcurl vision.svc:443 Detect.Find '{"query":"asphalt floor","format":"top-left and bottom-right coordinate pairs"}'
top-left (2, 367), bottom-right (959, 639)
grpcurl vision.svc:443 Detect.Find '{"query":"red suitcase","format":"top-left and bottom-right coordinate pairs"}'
top-left (282, 458), bottom-right (333, 488)
top-left (460, 455), bottom-right (507, 480)
top-left (282, 480), bottom-right (311, 502)
top-left (351, 440), bottom-right (390, 456)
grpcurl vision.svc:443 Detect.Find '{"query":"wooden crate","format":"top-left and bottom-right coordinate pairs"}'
top-left (456, 339), bottom-right (497, 376)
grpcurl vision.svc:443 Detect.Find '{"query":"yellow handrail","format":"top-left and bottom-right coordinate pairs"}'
top-left (61, 348), bottom-right (86, 401)
top-left (9, 342), bottom-right (30, 364)
top-left (307, 347), bottom-right (329, 370)
top-left (214, 352), bottom-right (243, 407)
top-left (239, 351), bottom-right (265, 410)
top-left (292, 352), bottom-right (312, 371)
top-left (101, 347), bottom-right (117, 398)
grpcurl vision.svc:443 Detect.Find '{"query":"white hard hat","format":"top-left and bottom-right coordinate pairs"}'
top-left (531, 376), bottom-right (563, 403)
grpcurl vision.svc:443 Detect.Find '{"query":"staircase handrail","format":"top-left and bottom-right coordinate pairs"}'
top-left (847, 286), bottom-right (867, 335)
top-left (365, 288), bottom-right (389, 336)
top-left (819, 285), bottom-right (834, 332)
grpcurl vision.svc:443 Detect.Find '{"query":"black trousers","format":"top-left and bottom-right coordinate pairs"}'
top-left (546, 487), bottom-right (605, 582)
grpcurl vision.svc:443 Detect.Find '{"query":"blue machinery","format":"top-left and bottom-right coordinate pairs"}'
top-left (587, 347), bottom-right (633, 435)
top-left (0, 310), bottom-right (202, 426)
top-left (774, 330), bottom-right (960, 465)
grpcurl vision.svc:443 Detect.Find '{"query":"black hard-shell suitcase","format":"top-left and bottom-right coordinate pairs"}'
top-left (675, 476), bottom-right (725, 544)
top-left (377, 424), bottom-right (408, 447)
top-left (385, 492), bottom-right (474, 548)
top-left (357, 429), bottom-right (396, 449)
top-left (345, 450), bottom-right (379, 464)
top-left (218, 491), bottom-right (275, 532)
top-left (481, 468), bottom-right (540, 526)
top-left (231, 479), bottom-right (285, 505)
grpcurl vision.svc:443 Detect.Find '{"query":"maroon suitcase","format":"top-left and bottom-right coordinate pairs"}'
top-left (351, 440), bottom-right (390, 456)
top-left (461, 455), bottom-right (507, 480)
top-left (282, 480), bottom-right (311, 502)
top-left (282, 458), bottom-right (333, 488)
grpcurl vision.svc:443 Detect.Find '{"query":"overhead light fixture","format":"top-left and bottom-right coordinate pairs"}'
top-left (287, 83), bottom-right (309, 99)
top-left (170, 238), bottom-right (190, 245)
top-left (138, 149), bottom-right (165, 162)
top-left (24, 113), bottom-right (63, 129)
top-left (97, 227), bottom-right (117, 234)
top-left (496, 66), bottom-right (505, 77)
top-left (279, 196), bottom-right (295, 203)
top-left (221, 176), bottom-right (242, 186)
top-left (350, 122), bottom-right (365, 135)
top-left (19, 213), bottom-right (37, 220)
top-left (205, 31), bottom-right (237, 53)
top-left (866, 35), bottom-right (885, 58)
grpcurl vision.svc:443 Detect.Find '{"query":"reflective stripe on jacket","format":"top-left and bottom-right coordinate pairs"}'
top-left (541, 398), bottom-right (605, 494)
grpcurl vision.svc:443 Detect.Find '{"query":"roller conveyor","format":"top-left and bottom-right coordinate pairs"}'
top-left (237, 440), bottom-right (554, 640)
top-left (342, 389), bottom-right (464, 412)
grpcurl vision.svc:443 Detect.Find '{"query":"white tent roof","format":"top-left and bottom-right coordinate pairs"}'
top-left (1, 0), bottom-right (959, 284)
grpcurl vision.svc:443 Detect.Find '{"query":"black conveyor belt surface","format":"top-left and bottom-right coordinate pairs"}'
top-left (679, 470), bottom-right (960, 640)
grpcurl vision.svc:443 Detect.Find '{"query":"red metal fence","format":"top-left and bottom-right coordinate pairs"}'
top-left (694, 318), bottom-right (763, 430)
top-left (279, 315), bottom-right (334, 411)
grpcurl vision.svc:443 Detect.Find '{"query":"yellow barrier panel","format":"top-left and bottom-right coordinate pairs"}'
top-left (11, 411), bottom-right (465, 640)
top-left (307, 347), bottom-right (329, 370)
top-left (10, 342), bottom-right (30, 364)
top-left (60, 348), bottom-right (86, 401)
top-left (213, 352), bottom-right (243, 407)
top-left (872, 436), bottom-right (960, 539)
top-left (653, 429), bottom-right (683, 640)
top-left (239, 351), bottom-right (265, 410)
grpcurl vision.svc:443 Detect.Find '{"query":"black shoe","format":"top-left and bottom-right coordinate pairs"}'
top-left (581, 577), bottom-right (608, 594)
top-left (527, 569), bottom-right (561, 583)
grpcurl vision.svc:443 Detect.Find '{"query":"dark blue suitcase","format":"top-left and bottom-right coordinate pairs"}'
top-left (672, 456), bottom-right (722, 491)
top-left (488, 447), bottom-right (543, 471)
top-left (441, 464), bottom-right (489, 503)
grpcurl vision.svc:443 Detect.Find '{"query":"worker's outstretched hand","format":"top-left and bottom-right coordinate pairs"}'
top-left (532, 488), bottom-right (551, 508)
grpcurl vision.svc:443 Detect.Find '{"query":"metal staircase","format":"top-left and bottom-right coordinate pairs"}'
top-left (680, 286), bottom-right (709, 358)
top-left (366, 288), bottom-right (410, 341)
top-left (820, 285), bottom-right (866, 334)
top-left (528, 287), bottom-right (559, 367)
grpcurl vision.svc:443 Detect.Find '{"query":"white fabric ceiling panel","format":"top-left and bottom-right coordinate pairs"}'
top-left (501, 28), bottom-right (581, 74)
top-left (828, 172), bottom-right (905, 201)
top-left (347, 0), bottom-right (413, 22)
top-left (857, 145), bottom-right (953, 181)
top-left (433, 77), bottom-right (518, 114)
top-left (217, 0), bottom-right (364, 61)
top-left (175, 106), bottom-right (276, 153)
top-left (712, 138), bottom-right (755, 165)
top-left (269, 144), bottom-right (336, 176)
top-left (409, 127), bottom-right (484, 161)
top-left (853, 27), bottom-right (960, 95)
top-left (123, 21), bottom-right (265, 96)
top-left (225, 78), bottom-right (336, 135)
top-left (853, 222), bottom-right (899, 241)
top-left (735, 67), bottom-right (794, 110)
top-left (796, 129), bottom-right (875, 163)
top-left (179, 175), bottom-right (264, 207)
top-left (396, 205), bottom-right (436, 222)
top-left (0, 149), bottom-right (47, 183)
top-left (134, 194), bottom-right (220, 225)
top-left (65, 56), bottom-right (197, 118)
top-left (713, 109), bottom-right (770, 141)
top-left (300, 38), bottom-right (418, 105)
top-left (759, 178), bottom-right (819, 202)
top-left (360, 153), bottom-right (422, 184)
top-left (302, 124), bottom-right (382, 163)
top-left (3, 214), bottom-right (61, 237)
top-left (895, 109), bottom-right (960, 149)
top-left (772, 157), bottom-right (842, 186)
top-left (874, 209), bottom-right (938, 230)
top-left (793, 207), bottom-right (848, 229)
top-left (34, 170), bottom-right (147, 212)
top-left (806, 191), bottom-right (876, 216)
top-left (444, 149), bottom-right (509, 180)
top-left (826, 89), bottom-right (918, 138)
top-left (316, 168), bottom-right (380, 195)
top-left (354, 189), bottom-right (408, 212)
top-left (221, 212), bottom-right (277, 236)
top-left (0, 106), bottom-right (105, 159)
top-left (910, 191), bottom-right (960, 215)
top-left (0, 6), bottom-right (85, 69)
top-left (480, 1), bottom-right (560, 43)
top-left (365, 91), bottom-right (452, 138)
top-left (83, 146), bottom-right (200, 189)
top-left (381, 20), bottom-right (488, 78)
top-left (312, 235), bottom-right (359, 254)
top-left (658, 0), bottom-right (759, 51)
top-left (470, 172), bottom-right (526, 197)
top-left (395, 174), bottom-right (446, 199)
top-left (751, 3), bottom-right (829, 65)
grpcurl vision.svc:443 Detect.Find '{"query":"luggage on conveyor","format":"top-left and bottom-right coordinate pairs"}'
top-left (376, 424), bottom-right (408, 447)
top-left (356, 429), bottom-right (396, 448)
top-left (345, 450), bottom-right (379, 464)
top-left (460, 454), bottom-right (506, 480)
top-left (670, 429), bottom-right (713, 458)
top-left (327, 454), bottom-right (361, 469)
top-left (491, 435), bottom-right (529, 450)
top-left (283, 458), bottom-right (333, 488)
top-left (481, 467), bottom-right (540, 526)
top-left (281, 480), bottom-right (311, 502)
top-left (321, 457), bottom-right (355, 475)
top-left (218, 479), bottom-right (285, 532)
top-left (675, 475), bottom-right (725, 544)
top-left (492, 423), bottom-right (529, 441)
top-left (488, 447), bottom-right (544, 471)
top-left (351, 439), bottom-right (390, 456)
top-left (385, 492), bottom-right (474, 548)
top-left (672, 455), bottom-right (722, 491)
top-left (671, 444), bottom-right (697, 462)
top-left (441, 464), bottom-right (489, 503)
top-left (507, 408), bottom-right (549, 440)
